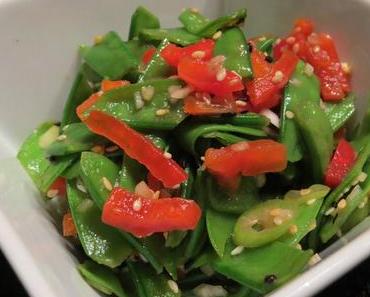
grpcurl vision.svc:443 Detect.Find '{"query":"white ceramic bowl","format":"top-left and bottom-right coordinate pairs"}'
top-left (0, 1), bottom-right (369, 296)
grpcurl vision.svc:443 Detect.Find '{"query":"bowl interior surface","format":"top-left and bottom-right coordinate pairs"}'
top-left (0, 1), bottom-right (369, 297)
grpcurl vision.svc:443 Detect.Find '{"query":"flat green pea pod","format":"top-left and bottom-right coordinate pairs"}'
top-left (195, 9), bottom-right (247, 38)
top-left (207, 209), bottom-right (237, 257)
top-left (255, 37), bottom-right (275, 56)
top-left (67, 183), bottom-right (132, 268)
top-left (81, 62), bottom-right (103, 85)
top-left (17, 122), bottom-right (76, 193)
top-left (207, 175), bottom-right (259, 215)
top-left (124, 39), bottom-right (152, 61)
top-left (291, 99), bottom-right (333, 182)
top-left (82, 78), bottom-right (187, 130)
top-left (176, 122), bottom-right (266, 156)
top-left (214, 27), bottom-right (252, 78)
top-left (129, 6), bottom-right (160, 40)
top-left (118, 155), bottom-right (146, 191)
top-left (284, 184), bottom-right (330, 205)
top-left (139, 28), bottom-right (200, 46)
top-left (341, 197), bottom-right (369, 234)
top-left (202, 113), bottom-right (270, 129)
top-left (61, 160), bottom-right (81, 180)
top-left (203, 132), bottom-right (246, 146)
top-left (78, 261), bottom-right (128, 297)
top-left (80, 31), bottom-right (138, 80)
top-left (61, 71), bottom-right (93, 127)
top-left (179, 8), bottom-right (209, 34)
top-left (280, 61), bottom-right (320, 162)
top-left (128, 262), bottom-right (181, 297)
top-left (214, 241), bottom-right (313, 294)
top-left (233, 199), bottom-right (298, 248)
top-left (352, 106), bottom-right (370, 151)
top-left (323, 94), bottom-right (355, 132)
top-left (138, 39), bottom-right (175, 82)
top-left (46, 123), bottom-right (106, 156)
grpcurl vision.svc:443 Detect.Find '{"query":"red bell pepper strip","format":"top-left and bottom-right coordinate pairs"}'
top-left (184, 94), bottom-right (238, 115)
top-left (142, 47), bottom-right (156, 65)
top-left (324, 139), bottom-right (357, 188)
top-left (62, 212), bottom-right (77, 237)
top-left (160, 39), bottom-right (215, 67)
top-left (178, 57), bottom-right (244, 96)
top-left (102, 187), bottom-right (201, 237)
top-left (247, 50), bottom-right (298, 111)
top-left (204, 139), bottom-right (288, 182)
top-left (48, 177), bottom-right (66, 197)
top-left (83, 111), bottom-right (188, 188)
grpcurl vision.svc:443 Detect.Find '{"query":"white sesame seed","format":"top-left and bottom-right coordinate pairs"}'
top-left (285, 110), bottom-right (295, 119)
top-left (133, 199), bottom-right (142, 211)
top-left (337, 199), bottom-right (347, 210)
top-left (216, 67), bottom-right (227, 81)
top-left (289, 224), bottom-right (298, 234)
top-left (231, 142), bottom-right (250, 152)
top-left (163, 152), bottom-right (172, 159)
top-left (313, 45), bottom-right (320, 53)
top-left (235, 100), bottom-right (247, 107)
top-left (76, 182), bottom-right (87, 193)
top-left (231, 246), bottom-right (244, 256)
top-left (341, 62), bottom-right (351, 74)
top-left (273, 217), bottom-right (283, 225)
top-left (306, 199), bottom-right (316, 205)
top-left (170, 85), bottom-right (193, 99)
top-left (308, 253), bottom-right (321, 266)
top-left (141, 85), bottom-right (155, 101)
top-left (156, 108), bottom-right (170, 116)
top-left (192, 50), bottom-right (206, 59)
top-left (212, 31), bottom-right (222, 40)
top-left (260, 109), bottom-right (280, 128)
top-left (105, 145), bottom-right (119, 153)
top-left (46, 189), bottom-right (59, 198)
top-left (325, 207), bottom-right (336, 216)
top-left (286, 36), bottom-right (296, 44)
top-left (102, 177), bottom-right (113, 191)
top-left (134, 91), bottom-right (144, 110)
top-left (292, 43), bottom-right (300, 53)
top-left (272, 70), bottom-right (284, 84)
top-left (289, 78), bottom-right (302, 86)
top-left (167, 280), bottom-right (179, 294)
top-left (56, 134), bottom-right (67, 141)
top-left (304, 63), bottom-right (314, 76)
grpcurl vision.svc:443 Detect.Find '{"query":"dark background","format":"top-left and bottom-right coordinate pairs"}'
top-left (1, 250), bottom-right (370, 297)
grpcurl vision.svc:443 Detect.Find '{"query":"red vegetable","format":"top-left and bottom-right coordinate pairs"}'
top-left (161, 39), bottom-right (215, 67)
top-left (205, 140), bottom-right (288, 186)
top-left (83, 111), bottom-right (188, 188)
top-left (142, 47), bottom-right (156, 65)
top-left (48, 177), bottom-right (66, 197)
top-left (247, 50), bottom-right (299, 111)
top-left (63, 212), bottom-right (77, 237)
top-left (184, 94), bottom-right (238, 115)
top-left (102, 187), bottom-right (201, 237)
top-left (178, 57), bottom-right (244, 96)
top-left (324, 139), bottom-right (357, 188)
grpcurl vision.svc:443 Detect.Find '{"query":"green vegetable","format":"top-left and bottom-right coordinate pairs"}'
top-left (139, 28), bottom-right (200, 46)
top-left (129, 6), bottom-right (160, 40)
top-left (78, 261), bottom-right (128, 297)
top-left (214, 27), bottom-right (252, 78)
top-left (280, 61), bottom-right (320, 162)
top-left (291, 100), bottom-right (333, 182)
top-left (46, 123), bottom-right (106, 156)
top-left (214, 241), bottom-right (313, 294)
top-left (323, 94), bottom-right (355, 132)
top-left (179, 8), bottom-right (209, 34)
top-left (17, 122), bottom-right (76, 193)
top-left (124, 40), bottom-right (152, 61)
top-left (233, 199), bottom-right (298, 248)
top-left (61, 70), bottom-right (93, 127)
top-left (80, 31), bottom-right (138, 80)
top-left (81, 62), bottom-right (102, 84)
top-left (284, 184), bottom-right (330, 205)
top-left (207, 209), bottom-right (237, 257)
top-left (82, 78), bottom-right (187, 130)
top-left (67, 183), bottom-right (132, 268)
top-left (61, 160), bottom-right (81, 180)
top-left (118, 155), bottom-right (146, 191)
top-left (203, 113), bottom-right (270, 128)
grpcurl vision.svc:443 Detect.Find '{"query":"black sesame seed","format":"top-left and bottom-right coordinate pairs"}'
top-left (265, 56), bottom-right (273, 63)
top-left (248, 42), bottom-right (253, 53)
top-left (264, 274), bottom-right (277, 284)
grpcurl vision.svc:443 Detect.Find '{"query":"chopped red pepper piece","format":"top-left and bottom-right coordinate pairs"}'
top-left (142, 47), bottom-right (156, 65)
top-left (63, 212), bottom-right (77, 237)
top-left (178, 57), bottom-right (244, 96)
top-left (49, 177), bottom-right (66, 197)
top-left (83, 111), bottom-right (188, 188)
top-left (102, 187), bottom-right (201, 237)
top-left (324, 139), bottom-right (357, 188)
top-left (161, 39), bottom-right (215, 67)
top-left (204, 140), bottom-right (288, 186)
top-left (184, 94), bottom-right (237, 115)
top-left (247, 50), bottom-right (298, 111)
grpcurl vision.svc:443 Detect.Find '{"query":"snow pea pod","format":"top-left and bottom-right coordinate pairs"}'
top-left (179, 8), bottom-right (209, 34)
top-left (352, 106), bottom-right (370, 151)
top-left (196, 8), bottom-right (247, 38)
top-left (61, 71), bottom-right (93, 127)
top-left (83, 78), bottom-right (187, 130)
top-left (139, 28), bottom-right (200, 46)
top-left (207, 209), bottom-right (237, 257)
top-left (342, 198), bottom-right (369, 234)
top-left (17, 122), bottom-right (76, 193)
top-left (207, 174), bottom-right (259, 215)
top-left (138, 39), bottom-right (175, 82)
top-left (291, 99), bottom-right (333, 182)
top-left (280, 61), bottom-right (320, 162)
top-left (214, 241), bottom-right (312, 294)
top-left (46, 123), bottom-right (106, 156)
top-left (214, 27), bottom-right (252, 78)
top-left (176, 122), bottom-right (266, 156)
top-left (78, 261), bottom-right (128, 297)
top-left (203, 131), bottom-right (246, 146)
top-left (118, 155), bottom-right (146, 191)
top-left (202, 113), bottom-right (269, 129)
top-left (81, 62), bottom-right (102, 84)
top-left (129, 6), bottom-right (160, 40)
top-left (323, 94), bottom-right (355, 132)
top-left (61, 160), bottom-right (81, 180)
top-left (67, 183), bottom-right (132, 268)
top-left (80, 31), bottom-right (138, 80)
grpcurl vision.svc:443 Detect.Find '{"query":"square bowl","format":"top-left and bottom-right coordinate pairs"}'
top-left (0, 0), bottom-right (369, 296)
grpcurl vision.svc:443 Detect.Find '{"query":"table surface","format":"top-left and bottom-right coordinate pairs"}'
top-left (1, 250), bottom-right (369, 297)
